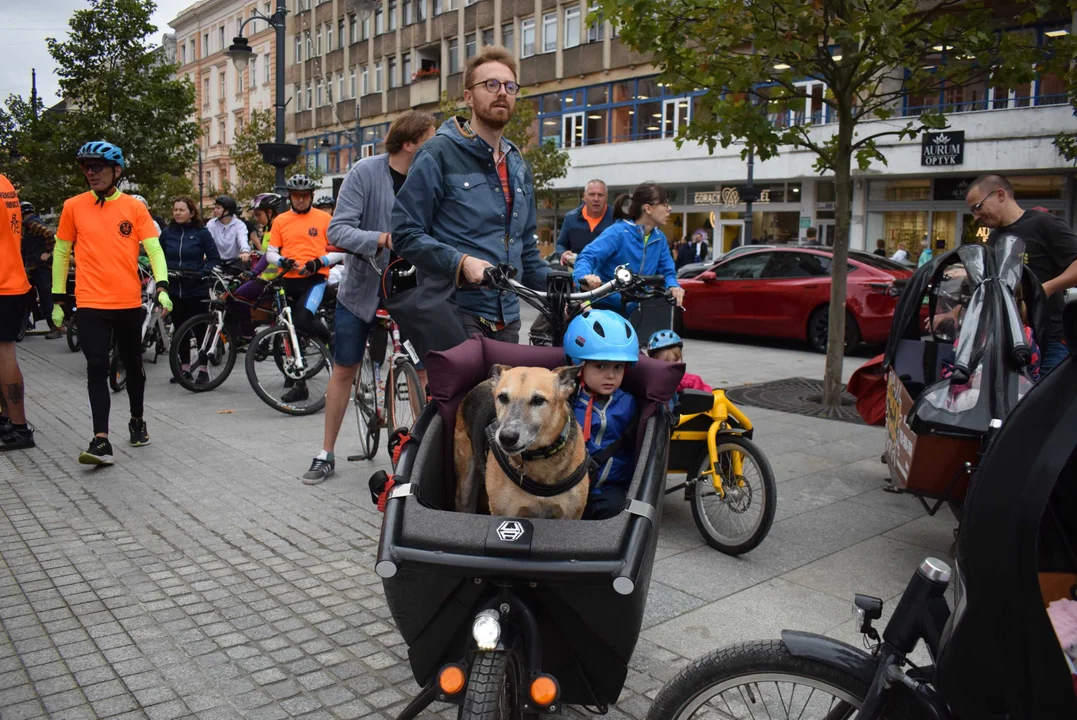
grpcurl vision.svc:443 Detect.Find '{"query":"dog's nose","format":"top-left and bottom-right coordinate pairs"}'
top-left (498, 428), bottom-right (520, 448)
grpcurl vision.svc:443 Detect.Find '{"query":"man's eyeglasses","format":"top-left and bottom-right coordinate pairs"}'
top-left (468, 79), bottom-right (520, 96)
top-left (969, 191), bottom-right (997, 214)
top-left (79, 161), bottom-right (109, 175)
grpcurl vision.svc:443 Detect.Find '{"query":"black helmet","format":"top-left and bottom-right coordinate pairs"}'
top-left (314, 195), bottom-right (335, 209)
top-left (214, 195), bottom-right (238, 215)
top-left (285, 174), bottom-right (318, 192)
top-left (250, 193), bottom-right (282, 212)
top-left (19, 201), bottom-right (34, 215)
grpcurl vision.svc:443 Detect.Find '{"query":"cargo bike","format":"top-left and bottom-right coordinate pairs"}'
top-left (370, 266), bottom-right (771, 720)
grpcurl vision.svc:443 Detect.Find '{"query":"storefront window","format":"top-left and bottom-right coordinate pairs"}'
top-left (788, 182), bottom-right (802, 201)
top-left (817, 180), bottom-right (835, 203)
top-left (588, 84), bottom-right (608, 105)
top-left (637, 101), bottom-right (662, 139)
top-left (867, 210), bottom-right (928, 257)
top-left (585, 110), bottom-right (608, 145)
top-left (751, 211), bottom-right (799, 244)
top-left (1010, 175), bottom-right (1064, 200)
top-left (868, 179), bottom-right (931, 202)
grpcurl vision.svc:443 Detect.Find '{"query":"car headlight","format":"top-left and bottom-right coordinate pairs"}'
top-left (472, 610), bottom-right (501, 651)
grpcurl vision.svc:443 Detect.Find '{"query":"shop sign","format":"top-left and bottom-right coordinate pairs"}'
top-left (817, 202), bottom-right (835, 211)
top-left (799, 216), bottom-right (812, 229)
top-left (921, 131), bottom-right (965, 166)
top-left (975, 226), bottom-right (990, 240)
top-left (693, 188), bottom-right (771, 207)
top-left (933, 176), bottom-right (976, 201)
top-left (694, 191), bottom-right (723, 205)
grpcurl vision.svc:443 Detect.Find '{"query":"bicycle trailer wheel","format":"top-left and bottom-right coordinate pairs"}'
top-left (689, 435), bottom-right (777, 555)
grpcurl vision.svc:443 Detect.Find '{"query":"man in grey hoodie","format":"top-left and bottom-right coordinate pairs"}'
top-left (302, 110), bottom-right (436, 485)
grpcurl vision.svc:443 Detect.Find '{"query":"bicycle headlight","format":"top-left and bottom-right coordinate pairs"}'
top-left (614, 266), bottom-right (632, 285)
top-left (472, 610), bottom-right (501, 651)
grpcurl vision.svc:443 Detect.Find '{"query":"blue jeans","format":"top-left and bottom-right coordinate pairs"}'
top-left (333, 301), bottom-right (374, 367)
top-left (1039, 340), bottom-right (1069, 379)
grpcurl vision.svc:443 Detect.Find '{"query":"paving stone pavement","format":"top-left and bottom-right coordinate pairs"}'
top-left (0, 326), bottom-right (956, 719)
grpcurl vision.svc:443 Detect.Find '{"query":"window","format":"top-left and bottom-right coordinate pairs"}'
top-left (564, 6), bottom-right (580, 49)
top-left (338, 72), bottom-right (345, 101)
top-left (339, 19), bottom-right (345, 47)
top-left (362, 16), bottom-right (370, 39)
top-left (218, 120), bottom-right (226, 145)
top-left (202, 77), bottom-right (210, 107)
top-left (587, 18), bottom-right (604, 43)
top-left (446, 0), bottom-right (457, 10)
top-left (661, 97), bottom-right (690, 138)
top-left (585, 109), bottom-right (608, 145)
top-left (418, 0), bottom-right (426, 21)
top-left (305, 31), bottom-right (313, 57)
top-left (448, 37), bottom-right (459, 74)
top-left (562, 112), bottom-right (584, 148)
top-left (361, 65), bottom-right (369, 95)
top-left (375, 6), bottom-right (384, 34)
top-left (203, 33), bottom-right (209, 55)
top-left (389, 1), bottom-right (397, 30)
top-left (466, 33), bottom-right (476, 59)
top-left (389, 57), bottom-right (397, 88)
top-left (712, 253), bottom-right (772, 280)
top-left (264, 53), bottom-right (271, 84)
top-left (375, 61), bottom-right (383, 92)
top-left (306, 81), bottom-right (313, 108)
top-left (404, 0), bottom-right (413, 25)
top-left (219, 27), bottom-right (225, 51)
top-left (542, 12), bottom-right (556, 53)
top-left (189, 40), bottom-right (195, 61)
top-left (762, 252), bottom-right (831, 279)
top-left (316, 79), bottom-right (324, 106)
top-left (315, 26), bottom-right (322, 54)
top-left (465, 0), bottom-right (476, 5)
top-left (502, 23), bottom-right (514, 56)
top-left (402, 53), bottom-right (411, 84)
top-left (264, 2), bottom-right (270, 15)
top-left (349, 14), bottom-right (357, 43)
top-left (349, 68), bottom-right (356, 97)
top-left (180, 45), bottom-right (186, 65)
top-left (236, 115), bottom-right (244, 134)
top-left (434, 0), bottom-right (442, 14)
top-left (295, 34), bottom-right (302, 62)
top-left (520, 18), bottom-right (535, 58)
top-left (326, 23), bottom-right (333, 52)
top-left (219, 71), bottom-right (226, 98)
top-left (294, 83), bottom-right (301, 109)
top-left (236, 67), bottom-right (243, 94)
top-left (250, 55), bottom-right (257, 86)
top-left (482, 28), bottom-right (493, 48)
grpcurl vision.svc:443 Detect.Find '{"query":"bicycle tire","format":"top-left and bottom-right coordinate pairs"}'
top-left (109, 349), bottom-right (127, 393)
top-left (460, 651), bottom-right (523, 720)
top-left (170, 313), bottom-right (237, 393)
top-left (384, 360), bottom-right (425, 439)
top-left (245, 325), bottom-right (331, 416)
top-left (645, 640), bottom-right (914, 720)
top-left (67, 316), bottom-right (80, 352)
top-left (352, 353), bottom-right (380, 460)
top-left (689, 435), bottom-right (777, 555)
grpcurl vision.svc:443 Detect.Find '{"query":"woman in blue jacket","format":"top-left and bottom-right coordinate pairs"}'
top-left (161, 197), bottom-right (220, 382)
top-left (573, 182), bottom-right (684, 315)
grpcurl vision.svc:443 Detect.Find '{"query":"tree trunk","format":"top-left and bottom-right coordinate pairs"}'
top-left (821, 121), bottom-right (854, 408)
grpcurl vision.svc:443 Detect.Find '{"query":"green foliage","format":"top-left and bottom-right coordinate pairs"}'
top-left (145, 173), bottom-right (198, 218)
top-left (1047, 6), bottom-right (1077, 162)
top-left (231, 108), bottom-right (323, 206)
top-left (0, 0), bottom-right (199, 213)
top-left (437, 91), bottom-right (569, 200)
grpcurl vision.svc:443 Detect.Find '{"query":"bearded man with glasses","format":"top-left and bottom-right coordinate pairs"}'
top-left (393, 45), bottom-right (548, 345)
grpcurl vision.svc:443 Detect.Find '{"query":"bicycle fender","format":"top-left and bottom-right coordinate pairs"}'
top-left (780, 631), bottom-right (877, 682)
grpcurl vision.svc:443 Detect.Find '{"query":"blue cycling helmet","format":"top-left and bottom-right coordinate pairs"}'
top-left (648, 329), bottom-right (683, 353)
top-left (564, 309), bottom-right (639, 365)
top-left (77, 141), bottom-right (125, 169)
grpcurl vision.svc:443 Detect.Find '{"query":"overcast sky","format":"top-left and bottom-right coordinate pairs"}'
top-left (1, 0), bottom-right (196, 107)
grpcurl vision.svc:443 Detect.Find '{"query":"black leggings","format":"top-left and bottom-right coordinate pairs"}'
top-left (79, 308), bottom-right (145, 435)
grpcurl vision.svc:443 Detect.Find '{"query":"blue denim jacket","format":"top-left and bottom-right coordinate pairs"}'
top-left (392, 118), bottom-right (549, 324)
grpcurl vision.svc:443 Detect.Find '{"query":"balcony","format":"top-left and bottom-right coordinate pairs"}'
top-left (410, 71), bottom-right (441, 106)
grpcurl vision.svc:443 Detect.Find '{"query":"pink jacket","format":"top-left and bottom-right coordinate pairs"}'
top-left (678, 373), bottom-right (713, 394)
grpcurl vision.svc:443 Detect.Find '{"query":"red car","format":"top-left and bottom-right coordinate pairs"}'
top-left (678, 247), bottom-right (914, 352)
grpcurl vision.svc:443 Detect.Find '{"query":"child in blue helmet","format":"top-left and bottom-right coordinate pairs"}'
top-left (647, 330), bottom-right (713, 394)
top-left (565, 309), bottom-right (640, 520)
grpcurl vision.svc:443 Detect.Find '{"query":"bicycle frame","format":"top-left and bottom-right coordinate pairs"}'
top-left (271, 285), bottom-right (308, 377)
top-left (668, 391), bottom-right (755, 499)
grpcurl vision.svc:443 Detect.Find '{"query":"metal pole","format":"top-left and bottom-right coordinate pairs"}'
top-left (198, 146), bottom-right (204, 205)
top-left (274, 0), bottom-right (287, 195)
top-left (743, 143), bottom-right (754, 247)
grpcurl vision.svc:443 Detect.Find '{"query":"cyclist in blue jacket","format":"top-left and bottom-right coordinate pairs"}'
top-left (574, 182), bottom-right (684, 315)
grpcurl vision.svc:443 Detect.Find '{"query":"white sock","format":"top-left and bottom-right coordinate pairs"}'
top-left (316, 450), bottom-right (332, 461)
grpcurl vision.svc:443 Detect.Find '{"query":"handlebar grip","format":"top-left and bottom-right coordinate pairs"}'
top-left (639, 275), bottom-right (667, 288)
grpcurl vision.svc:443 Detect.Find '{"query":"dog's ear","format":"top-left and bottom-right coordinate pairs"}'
top-left (554, 365), bottom-right (582, 397)
top-left (489, 364), bottom-right (511, 383)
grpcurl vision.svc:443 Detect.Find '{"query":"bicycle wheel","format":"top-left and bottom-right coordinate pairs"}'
top-left (385, 360), bottom-right (425, 436)
top-left (170, 313), bottom-right (237, 392)
top-left (645, 640), bottom-right (914, 720)
top-left (67, 315), bottom-right (80, 352)
top-left (460, 650), bottom-right (524, 720)
top-left (689, 435), bottom-right (777, 555)
top-left (109, 348), bottom-right (127, 393)
top-left (245, 325), bottom-right (332, 416)
top-left (352, 353), bottom-right (380, 460)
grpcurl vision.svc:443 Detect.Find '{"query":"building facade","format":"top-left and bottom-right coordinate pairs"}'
top-left (171, 0), bottom-right (278, 206)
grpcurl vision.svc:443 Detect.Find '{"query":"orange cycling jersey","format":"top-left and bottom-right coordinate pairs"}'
top-left (0, 175), bottom-right (30, 296)
top-left (269, 209), bottom-right (331, 279)
top-left (57, 190), bottom-right (158, 309)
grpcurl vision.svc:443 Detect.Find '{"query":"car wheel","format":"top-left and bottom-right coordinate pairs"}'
top-left (807, 307), bottom-right (860, 354)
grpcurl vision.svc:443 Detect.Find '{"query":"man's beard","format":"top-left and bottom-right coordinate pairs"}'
top-left (474, 102), bottom-right (512, 130)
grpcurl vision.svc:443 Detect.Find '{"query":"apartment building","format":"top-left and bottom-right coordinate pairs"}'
top-left (171, 0), bottom-right (278, 206)
top-left (290, 2), bottom-right (1074, 253)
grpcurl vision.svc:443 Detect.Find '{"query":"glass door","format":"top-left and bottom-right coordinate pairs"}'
top-left (930, 211), bottom-right (957, 254)
top-left (719, 220), bottom-right (744, 253)
top-left (816, 220), bottom-right (835, 246)
top-left (562, 112), bottom-right (585, 148)
top-left (662, 98), bottom-right (690, 139)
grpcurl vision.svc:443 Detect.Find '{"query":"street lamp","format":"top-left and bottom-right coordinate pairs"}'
top-left (227, 0), bottom-right (300, 196)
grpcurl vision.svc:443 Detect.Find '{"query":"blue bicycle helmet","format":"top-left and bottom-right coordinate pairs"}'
top-left (564, 309), bottom-right (639, 365)
top-left (648, 329), bottom-right (683, 353)
top-left (77, 141), bottom-right (125, 169)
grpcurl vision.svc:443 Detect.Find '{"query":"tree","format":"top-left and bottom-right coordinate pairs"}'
top-left (595, 0), bottom-right (1047, 407)
top-left (1048, 4), bottom-right (1077, 161)
top-left (145, 173), bottom-right (198, 218)
top-left (231, 108), bottom-right (323, 206)
top-left (438, 91), bottom-right (570, 203)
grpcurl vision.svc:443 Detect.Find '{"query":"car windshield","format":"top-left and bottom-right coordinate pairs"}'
top-left (850, 251), bottom-right (910, 272)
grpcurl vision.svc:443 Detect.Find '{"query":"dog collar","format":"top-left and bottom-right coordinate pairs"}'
top-left (520, 417), bottom-right (574, 461)
top-left (485, 423), bottom-right (590, 498)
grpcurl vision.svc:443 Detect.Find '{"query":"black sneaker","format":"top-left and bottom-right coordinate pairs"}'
top-left (169, 370), bottom-right (192, 385)
top-left (79, 437), bottom-right (114, 465)
top-left (0, 417), bottom-right (11, 437)
top-left (196, 370), bottom-right (210, 385)
top-left (129, 419), bottom-right (150, 447)
top-left (280, 383), bottom-right (309, 404)
top-left (0, 425), bottom-right (35, 451)
top-left (302, 455), bottom-right (335, 485)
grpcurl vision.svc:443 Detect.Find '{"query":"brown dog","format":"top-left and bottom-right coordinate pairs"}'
top-left (454, 365), bottom-right (589, 519)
